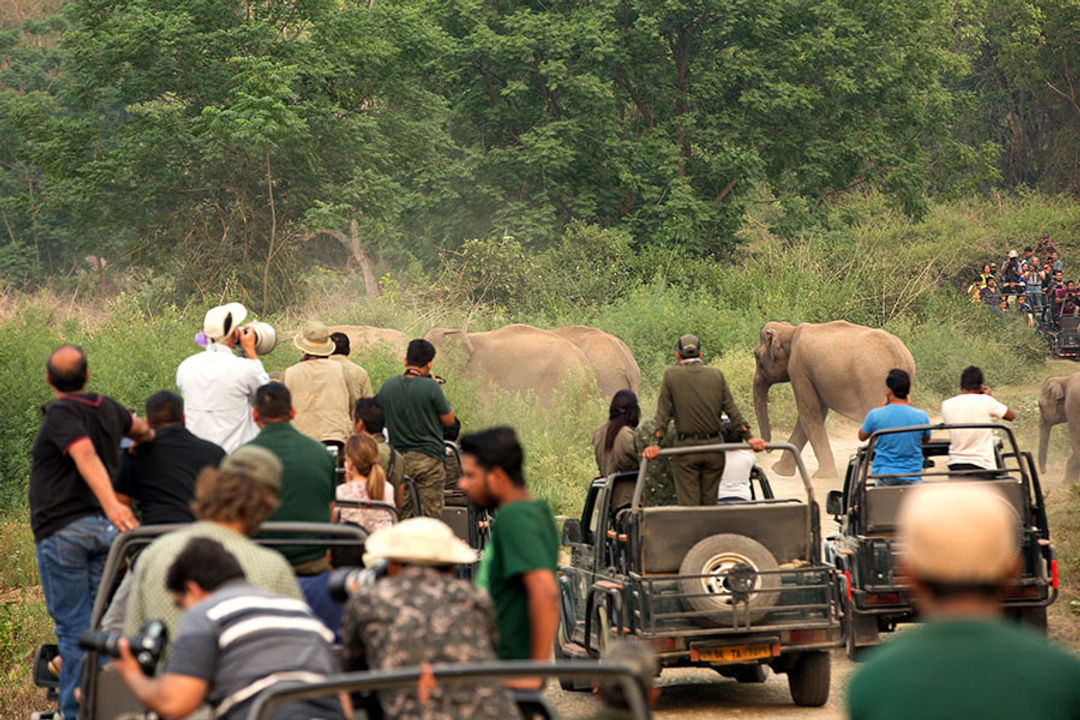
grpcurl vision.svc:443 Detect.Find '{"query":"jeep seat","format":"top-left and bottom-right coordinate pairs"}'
top-left (863, 478), bottom-right (1027, 534)
top-left (634, 501), bottom-right (809, 574)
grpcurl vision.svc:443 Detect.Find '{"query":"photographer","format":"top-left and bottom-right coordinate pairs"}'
top-left (176, 302), bottom-right (270, 452)
top-left (340, 517), bottom-right (521, 720)
top-left (114, 537), bottom-right (343, 720)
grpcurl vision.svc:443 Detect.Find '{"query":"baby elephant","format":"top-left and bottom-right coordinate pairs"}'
top-left (1038, 373), bottom-right (1080, 483)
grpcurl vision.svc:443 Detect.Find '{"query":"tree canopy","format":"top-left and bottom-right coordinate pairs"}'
top-left (0, 0), bottom-right (1074, 306)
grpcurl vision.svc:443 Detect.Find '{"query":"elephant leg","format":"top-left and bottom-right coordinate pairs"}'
top-left (1065, 454), bottom-right (1080, 485)
top-left (772, 421), bottom-right (808, 476)
top-left (797, 387), bottom-right (838, 479)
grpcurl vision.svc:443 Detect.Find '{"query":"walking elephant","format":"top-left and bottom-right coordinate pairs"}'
top-left (550, 325), bottom-right (641, 396)
top-left (1038, 373), bottom-right (1080, 483)
top-left (753, 320), bottom-right (916, 478)
top-left (424, 324), bottom-right (592, 404)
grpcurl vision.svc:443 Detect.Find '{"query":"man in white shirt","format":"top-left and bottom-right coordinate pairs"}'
top-left (176, 303), bottom-right (270, 453)
top-left (940, 366), bottom-right (1016, 479)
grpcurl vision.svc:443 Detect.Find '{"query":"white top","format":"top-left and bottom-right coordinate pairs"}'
top-left (940, 393), bottom-right (1010, 469)
top-left (176, 344), bottom-right (270, 453)
top-left (719, 449), bottom-right (755, 501)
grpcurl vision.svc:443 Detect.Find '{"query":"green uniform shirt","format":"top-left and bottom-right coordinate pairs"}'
top-left (248, 421), bottom-right (336, 566)
top-left (478, 500), bottom-right (558, 660)
top-left (377, 374), bottom-right (452, 461)
top-left (654, 362), bottom-right (749, 439)
top-left (848, 618), bottom-right (1080, 720)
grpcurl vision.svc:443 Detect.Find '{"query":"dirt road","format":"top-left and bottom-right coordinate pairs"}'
top-left (549, 422), bottom-right (866, 719)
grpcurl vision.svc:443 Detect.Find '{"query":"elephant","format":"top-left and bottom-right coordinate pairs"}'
top-left (424, 324), bottom-right (593, 404)
top-left (550, 325), bottom-right (641, 397)
top-left (1037, 373), bottom-right (1080, 483)
top-left (753, 320), bottom-right (916, 478)
top-left (328, 325), bottom-right (409, 362)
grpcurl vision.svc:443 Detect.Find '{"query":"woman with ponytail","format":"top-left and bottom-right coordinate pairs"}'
top-left (591, 390), bottom-right (641, 476)
top-left (335, 433), bottom-right (395, 532)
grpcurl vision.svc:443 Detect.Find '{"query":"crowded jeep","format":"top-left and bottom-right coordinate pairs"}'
top-left (556, 442), bottom-right (845, 707)
top-left (826, 423), bottom-right (1058, 660)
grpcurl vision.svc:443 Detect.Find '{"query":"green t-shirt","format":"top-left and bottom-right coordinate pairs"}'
top-left (248, 422), bottom-right (336, 566)
top-left (848, 618), bottom-right (1080, 720)
top-left (479, 500), bottom-right (558, 660)
top-left (377, 374), bottom-right (452, 461)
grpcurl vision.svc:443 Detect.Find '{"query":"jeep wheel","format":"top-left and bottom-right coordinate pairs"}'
top-left (677, 534), bottom-right (780, 627)
top-left (787, 650), bottom-right (831, 706)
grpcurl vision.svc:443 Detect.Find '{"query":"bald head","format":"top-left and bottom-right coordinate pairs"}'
top-left (899, 483), bottom-right (1019, 590)
top-left (46, 345), bottom-right (88, 393)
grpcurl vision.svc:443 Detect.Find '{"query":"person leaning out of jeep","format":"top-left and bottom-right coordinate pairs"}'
top-left (643, 334), bottom-right (766, 506)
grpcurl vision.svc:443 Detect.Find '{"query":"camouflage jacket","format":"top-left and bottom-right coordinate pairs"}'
top-left (634, 419), bottom-right (678, 506)
top-left (340, 565), bottom-right (522, 720)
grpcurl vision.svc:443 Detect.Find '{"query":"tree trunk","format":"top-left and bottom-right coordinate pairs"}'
top-left (350, 218), bottom-right (379, 300)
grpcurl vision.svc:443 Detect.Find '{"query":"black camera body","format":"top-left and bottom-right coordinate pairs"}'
top-left (327, 560), bottom-right (390, 603)
top-left (78, 620), bottom-right (168, 675)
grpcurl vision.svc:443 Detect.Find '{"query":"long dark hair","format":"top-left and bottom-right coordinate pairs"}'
top-left (605, 390), bottom-right (641, 451)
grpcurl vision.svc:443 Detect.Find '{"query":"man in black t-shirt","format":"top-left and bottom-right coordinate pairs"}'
top-left (30, 344), bottom-right (154, 720)
top-left (114, 391), bottom-right (225, 525)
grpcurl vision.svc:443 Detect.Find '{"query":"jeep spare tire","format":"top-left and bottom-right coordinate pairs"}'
top-left (678, 533), bottom-right (780, 627)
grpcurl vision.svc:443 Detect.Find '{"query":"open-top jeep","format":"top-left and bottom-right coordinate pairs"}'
top-left (556, 442), bottom-right (845, 707)
top-left (826, 423), bottom-right (1057, 661)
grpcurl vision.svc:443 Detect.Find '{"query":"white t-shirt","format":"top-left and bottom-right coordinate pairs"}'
top-left (176, 344), bottom-right (270, 453)
top-left (940, 393), bottom-right (1010, 469)
top-left (718, 449), bottom-right (755, 501)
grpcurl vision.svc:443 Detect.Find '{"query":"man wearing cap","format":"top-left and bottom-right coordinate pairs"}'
top-left (176, 302), bottom-right (270, 452)
top-left (282, 320), bottom-right (352, 447)
top-left (330, 331), bottom-right (375, 407)
top-left (340, 518), bottom-right (521, 720)
top-left (643, 335), bottom-right (766, 506)
top-left (123, 445), bottom-right (302, 666)
top-left (848, 483), bottom-right (1080, 719)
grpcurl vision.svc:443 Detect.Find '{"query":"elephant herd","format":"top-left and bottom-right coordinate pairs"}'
top-left (329, 319), bottom-right (1080, 483)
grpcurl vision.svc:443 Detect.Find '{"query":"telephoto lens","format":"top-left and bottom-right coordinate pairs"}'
top-left (78, 620), bottom-right (169, 675)
top-left (243, 321), bottom-right (277, 355)
top-left (327, 560), bottom-right (390, 603)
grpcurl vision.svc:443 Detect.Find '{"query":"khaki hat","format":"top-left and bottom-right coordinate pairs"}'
top-left (898, 483), bottom-right (1019, 585)
top-left (677, 334), bottom-right (701, 358)
top-left (203, 303), bottom-right (248, 343)
top-left (1008, 249), bottom-right (1018, 258)
top-left (219, 445), bottom-right (283, 490)
top-left (293, 320), bottom-right (335, 357)
top-left (363, 517), bottom-right (477, 567)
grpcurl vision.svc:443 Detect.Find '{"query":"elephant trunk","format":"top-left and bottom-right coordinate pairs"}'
top-left (1038, 416), bottom-right (1052, 474)
top-left (753, 370), bottom-right (771, 442)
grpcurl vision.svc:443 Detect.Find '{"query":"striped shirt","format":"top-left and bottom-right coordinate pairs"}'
top-left (167, 581), bottom-right (343, 720)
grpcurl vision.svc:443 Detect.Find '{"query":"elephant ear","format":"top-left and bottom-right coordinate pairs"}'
top-left (1047, 378), bottom-right (1066, 403)
top-left (767, 328), bottom-right (783, 362)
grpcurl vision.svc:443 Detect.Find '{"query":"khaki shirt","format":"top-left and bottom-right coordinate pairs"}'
top-left (330, 354), bottom-right (374, 410)
top-left (592, 422), bottom-right (639, 476)
top-left (654, 361), bottom-right (749, 440)
top-left (377, 437), bottom-right (406, 499)
top-left (283, 358), bottom-right (351, 443)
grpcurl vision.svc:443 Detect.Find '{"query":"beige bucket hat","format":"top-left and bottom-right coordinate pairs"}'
top-left (898, 482), bottom-right (1019, 585)
top-left (363, 517), bottom-right (477, 567)
top-left (203, 303), bottom-right (248, 343)
top-left (219, 445), bottom-right (283, 490)
top-left (293, 320), bottom-right (335, 357)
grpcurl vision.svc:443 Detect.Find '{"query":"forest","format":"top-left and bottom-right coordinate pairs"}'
top-left (2, 0), bottom-right (1080, 309)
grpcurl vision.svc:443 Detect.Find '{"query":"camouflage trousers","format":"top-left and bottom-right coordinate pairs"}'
top-left (401, 451), bottom-right (446, 519)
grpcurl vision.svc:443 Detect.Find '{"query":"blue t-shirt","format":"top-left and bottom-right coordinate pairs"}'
top-left (860, 404), bottom-right (930, 484)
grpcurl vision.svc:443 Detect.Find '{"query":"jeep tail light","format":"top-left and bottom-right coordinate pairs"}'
top-left (1003, 585), bottom-right (1041, 600)
top-left (864, 592), bottom-right (900, 606)
top-left (789, 629), bottom-right (828, 644)
top-left (649, 637), bottom-right (676, 652)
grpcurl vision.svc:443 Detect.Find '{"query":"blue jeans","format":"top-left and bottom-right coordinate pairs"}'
top-left (297, 572), bottom-right (343, 640)
top-left (36, 514), bottom-right (117, 719)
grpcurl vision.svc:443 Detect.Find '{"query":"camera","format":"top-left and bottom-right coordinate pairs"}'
top-left (241, 321), bottom-right (277, 355)
top-left (78, 620), bottom-right (168, 676)
top-left (327, 560), bottom-right (389, 603)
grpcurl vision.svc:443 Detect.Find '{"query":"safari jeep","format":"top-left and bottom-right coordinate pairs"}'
top-left (826, 423), bottom-right (1057, 661)
top-left (556, 442), bottom-right (844, 707)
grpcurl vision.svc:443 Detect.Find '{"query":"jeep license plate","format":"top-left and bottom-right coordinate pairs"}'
top-left (697, 643), bottom-right (774, 664)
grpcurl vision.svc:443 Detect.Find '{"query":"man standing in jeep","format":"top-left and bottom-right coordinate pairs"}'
top-left (643, 335), bottom-right (766, 505)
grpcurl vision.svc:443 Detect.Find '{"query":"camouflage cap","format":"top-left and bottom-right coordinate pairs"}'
top-left (677, 334), bottom-right (701, 358)
top-left (219, 445), bottom-right (283, 490)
